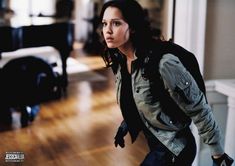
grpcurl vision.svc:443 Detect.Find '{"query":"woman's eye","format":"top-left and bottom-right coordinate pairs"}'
top-left (112, 21), bottom-right (121, 26)
top-left (102, 22), bottom-right (107, 27)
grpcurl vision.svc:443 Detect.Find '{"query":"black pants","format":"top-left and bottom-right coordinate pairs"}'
top-left (141, 128), bottom-right (197, 166)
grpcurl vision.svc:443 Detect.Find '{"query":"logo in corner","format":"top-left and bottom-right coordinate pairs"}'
top-left (5, 152), bottom-right (24, 162)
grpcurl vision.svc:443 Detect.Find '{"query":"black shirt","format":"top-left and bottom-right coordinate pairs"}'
top-left (119, 60), bottom-right (143, 142)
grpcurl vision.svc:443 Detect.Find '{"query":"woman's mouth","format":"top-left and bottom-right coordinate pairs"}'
top-left (106, 37), bottom-right (114, 42)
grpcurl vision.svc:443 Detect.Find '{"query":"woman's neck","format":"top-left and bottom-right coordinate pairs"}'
top-left (118, 43), bottom-right (135, 61)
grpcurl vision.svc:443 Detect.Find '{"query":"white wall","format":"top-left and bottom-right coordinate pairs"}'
top-left (204, 0), bottom-right (235, 80)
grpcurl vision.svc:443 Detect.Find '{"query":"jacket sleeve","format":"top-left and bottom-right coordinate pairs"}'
top-left (159, 53), bottom-right (224, 156)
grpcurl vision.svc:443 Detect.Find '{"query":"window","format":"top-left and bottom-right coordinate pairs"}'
top-left (10, 0), bottom-right (56, 17)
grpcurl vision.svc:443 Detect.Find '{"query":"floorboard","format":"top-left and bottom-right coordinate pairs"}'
top-left (0, 50), bottom-right (148, 166)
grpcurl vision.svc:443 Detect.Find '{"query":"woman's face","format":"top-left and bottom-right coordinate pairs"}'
top-left (102, 7), bottom-right (131, 49)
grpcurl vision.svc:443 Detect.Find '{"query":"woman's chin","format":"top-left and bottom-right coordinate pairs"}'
top-left (107, 44), bottom-right (117, 48)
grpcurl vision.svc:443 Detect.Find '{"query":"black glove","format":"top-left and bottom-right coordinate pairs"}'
top-left (114, 121), bottom-right (128, 148)
top-left (212, 153), bottom-right (234, 166)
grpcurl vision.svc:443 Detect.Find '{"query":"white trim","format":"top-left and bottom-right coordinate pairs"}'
top-left (174, 0), bottom-right (207, 75)
top-left (174, 0), bottom-right (190, 49)
top-left (166, 0), bottom-right (174, 40)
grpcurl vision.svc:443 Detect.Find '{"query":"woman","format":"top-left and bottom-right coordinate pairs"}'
top-left (100, 0), bottom-right (233, 165)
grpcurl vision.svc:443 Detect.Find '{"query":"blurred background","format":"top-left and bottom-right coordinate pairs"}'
top-left (0, 0), bottom-right (235, 166)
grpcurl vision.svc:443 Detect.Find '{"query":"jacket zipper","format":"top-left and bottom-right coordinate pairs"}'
top-left (116, 78), bottom-right (121, 104)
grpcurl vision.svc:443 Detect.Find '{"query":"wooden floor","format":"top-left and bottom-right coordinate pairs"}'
top-left (0, 49), bottom-right (148, 166)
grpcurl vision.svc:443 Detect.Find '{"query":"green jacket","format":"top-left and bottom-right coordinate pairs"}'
top-left (115, 52), bottom-right (224, 156)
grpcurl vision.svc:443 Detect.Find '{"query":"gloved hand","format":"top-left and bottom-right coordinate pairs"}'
top-left (114, 121), bottom-right (128, 148)
top-left (212, 153), bottom-right (234, 166)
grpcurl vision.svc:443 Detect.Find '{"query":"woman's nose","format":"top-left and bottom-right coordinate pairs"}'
top-left (105, 25), bottom-right (113, 34)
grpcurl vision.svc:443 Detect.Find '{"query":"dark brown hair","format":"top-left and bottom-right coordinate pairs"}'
top-left (100, 0), bottom-right (152, 50)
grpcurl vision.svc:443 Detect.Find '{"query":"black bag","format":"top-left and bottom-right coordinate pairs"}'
top-left (139, 40), bottom-right (207, 123)
top-left (162, 41), bottom-right (206, 95)
top-left (0, 56), bottom-right (62, 107)
top-left (0, 56), bottom-right (62, 126)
